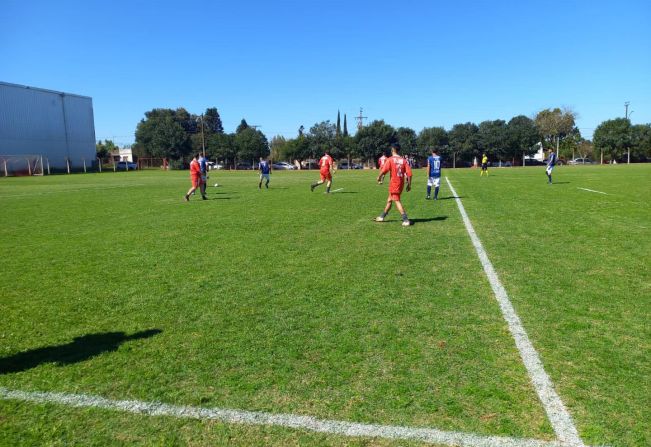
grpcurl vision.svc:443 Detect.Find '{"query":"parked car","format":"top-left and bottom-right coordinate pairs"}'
top-left (338, 161), bottom-right (363, 170)
top-left (272, 162), bottom-right (296, 170)
top-left (301, 160), bottom-right (319, 170)
top-left (490, 160), bottom-right (512, 167)
top-left (235, 162), bottom-right (253, 170)
top-left (568, 158), bottom-right (594, 165)
top-left (116, 161), bottom-right (138, 170)
top-left (208, 162), bottom-right (224, 170)
top-left (523, 159), bottom-right (546, 166)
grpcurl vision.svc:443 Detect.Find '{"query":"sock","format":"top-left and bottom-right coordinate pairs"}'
top-left (380, 211), bottom-right (387, 218)
top-left (434, 186), bottom-right (439, 199)
top-left (258, 182), bottom-right (262, 189)
top-left (427, 185), bottom-right (431, 196)
top-left (326, 186), bottom-right (330, 193)
top-left (266, 180), bottom-right (269, 188)
top-left (401, 213), bottom-right (408, 221)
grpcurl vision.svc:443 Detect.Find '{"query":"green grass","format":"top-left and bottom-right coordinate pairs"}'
top-left (0, 165), bottom-right (648, 446)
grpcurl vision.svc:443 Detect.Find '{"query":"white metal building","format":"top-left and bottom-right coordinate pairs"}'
top-left (0, 81), bottom-right (96, 173)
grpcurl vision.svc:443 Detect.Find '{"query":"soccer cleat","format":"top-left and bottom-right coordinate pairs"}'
top-left (183, 194), bottom-right (189, 202)
top-left (402, 220), bottom-right (411, 227)
top-left (202, 195), bottom-right (208, 200)
top-left (310, 184), bottom-right (315, 192)
top-left (426, 195), bottom-right (430, 200)
top-left (374, 216), bottom-right (384, 222)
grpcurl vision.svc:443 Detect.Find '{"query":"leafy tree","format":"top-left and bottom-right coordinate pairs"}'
top-left (234, 127), bottom-right (269, 163)
top-left (203, 108), bottom-right (224, 134)
top-left (236, 119), bottom-right (250, 134)
top-left (557, 127), bottom-right (582, 160)
top-left (631, 124), bottom-right (651, 159)
top-left (207, 132), bottom-right (235, 166)
top-left (96, 139), bottom-right (117, 160)
top-left (576, 139), bottom-right (594, 158)
top-left (270, 135), bottom-right (287, 161)
top-left (593, 118), bottom-right (632, 161)
top-left (308, 121), bottom-right (337, 158)
top-left (396, 127), bottom-right (418, 156)
top-left (506, 115), bottom-right (540, 160)
top-left (535, 108), bottom-right (576, 150)
top-left (449, 122), bottom-right (479, 162)
top-left (478, 120), bottom-right (508, 160)
top-left (355, 120), bottom-right (396, 163)
top-left (135, 109), bottom-right (191, 160)
top-left (417, 127), bottom-right (448, 157)
top-left (285, 135), bottom-right (310, 163)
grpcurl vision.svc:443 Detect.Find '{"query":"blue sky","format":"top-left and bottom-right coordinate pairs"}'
top-left (2, 0), bottom-right (650, 145)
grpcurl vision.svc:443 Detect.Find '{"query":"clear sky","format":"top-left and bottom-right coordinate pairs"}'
top-left (2, 0), bottom-right (650, 145)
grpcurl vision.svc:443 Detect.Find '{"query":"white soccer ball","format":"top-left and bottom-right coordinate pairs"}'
top-left (214, 183), bottom-right (219, 187)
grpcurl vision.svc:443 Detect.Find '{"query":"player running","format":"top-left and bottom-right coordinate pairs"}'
top-left (546, 148), bottom-right (557, 184)
top-left (378, 151), bottom-right (388, 184)
top-left (258, 157), bottom-right (271, 189)
top-left (184, 153), bottom-right (207, 201)
top-left (480, 153), bottom-right (489, 176)
top-left (198, 153), bottom-right (208, 197)
top-left (426, 148), bottom-right (442, 200)
top-left (375, 143), bottom-right (412, 226)
top-left (311, 150), bottom-right (335, 193)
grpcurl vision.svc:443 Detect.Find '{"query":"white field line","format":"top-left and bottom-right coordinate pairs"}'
top-left (445, 178), bottom-right (584, 447)
top-left (577, 188), bottom-right (607, 195)
top-left (0, 387), bottom-right (567, 447)
top-left (330, 188), bottom-right (344, 193)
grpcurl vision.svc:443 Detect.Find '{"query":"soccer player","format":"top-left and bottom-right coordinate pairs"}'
top-left (198, 153), bottom-right (208, 197)
top-left (184, 153), bottom-right (207, 201)
top-left (378, 151), bottom-right (388, 184)
top-left (311, 150), bottom-right (335, 193)
top-left (258, 157), bottom-right (271, 189)
top-left (480, 153), bottom-right (489, 176)
top-left (426, 148), bottom-right (442, 200)
top-left (375, 143), bottom-right (412, 226)
top-left (546, 148), bottom-right (557, 184)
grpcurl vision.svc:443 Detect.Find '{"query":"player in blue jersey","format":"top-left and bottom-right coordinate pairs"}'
top-left (258, 157), bottom-right (271, 189)
top-left (546, 148), bottom-right (557, 184)
top-left (198, 153), bottom-right (208, 197)
top-left (426, 148), bottom-right (442, 200)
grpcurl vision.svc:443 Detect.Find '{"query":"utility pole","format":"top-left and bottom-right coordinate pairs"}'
top-left (355, 107), bottom-right (367, 131)
top-left (200, 114), bottom-right (206, 158)
top-left (625, 101), bottom-right (630, 119)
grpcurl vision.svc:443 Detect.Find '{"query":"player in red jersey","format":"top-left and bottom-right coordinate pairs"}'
top-left (184, 153), bottom-right (207, 201)
top-left (378, 152), bottom-right (388, 184)
top-left (375, 143), bottom-right (412, 226)
top-left (311, 150), bottom-right (335, 193)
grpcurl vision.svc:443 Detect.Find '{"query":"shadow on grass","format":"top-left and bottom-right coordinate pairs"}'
top-left (0, 329), bottom-right (162, 375)
top-left (551, 181), bottom-right (570, 184)
top-left (333, 191), bottom-right (358, 194)
top-left (436, 196), bottom-right (464, 200)
top-left (410, 216), bottom-right (448, 223)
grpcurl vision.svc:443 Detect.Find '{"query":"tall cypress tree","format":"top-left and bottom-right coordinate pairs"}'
top-left (343, 114), bottom-right (348, 137)
top-left (336, 110), bottom-right (341, 137)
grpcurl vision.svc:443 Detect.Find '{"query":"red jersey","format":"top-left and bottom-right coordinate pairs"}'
top-left (319, 154), bottom-right (333, 172)
top-left (378, 155), bottom-right (387, 169)
top-left (190, 159), bottom-right (201, 177)
top-left (380, 155), bottom-right (412, 194)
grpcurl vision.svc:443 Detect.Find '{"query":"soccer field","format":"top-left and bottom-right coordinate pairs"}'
top-left (1, 165), bottom-right (649, 446)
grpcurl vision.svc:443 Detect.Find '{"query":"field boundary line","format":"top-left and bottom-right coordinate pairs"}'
top-left (445, 177), bottom-right (584, 447)
top-left (0, 387), bottom-right (569, 447)
top-left (577, 187), bottom-right (607, 195)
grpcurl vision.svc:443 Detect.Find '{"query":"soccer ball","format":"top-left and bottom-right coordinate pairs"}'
top-left (214, 183), bottom-right (219, 187)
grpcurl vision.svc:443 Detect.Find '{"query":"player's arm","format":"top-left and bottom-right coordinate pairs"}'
top-left (377, 160), bottom-right (390, 183)
top-left (406, 165), bottom-right (412, 191)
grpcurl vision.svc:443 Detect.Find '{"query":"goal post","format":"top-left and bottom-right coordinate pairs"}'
top-left (0, 154), bottom-right (45, 177)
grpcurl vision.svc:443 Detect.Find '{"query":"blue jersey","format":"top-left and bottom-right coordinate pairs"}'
top-left (548, 152), bottom-right (557, 167)
top-left (259, 160), bottom-right (270, 174)
top-left (199, 156), bottom-right (208, 173)
top-left (428, 155), bottom-right (442, 177)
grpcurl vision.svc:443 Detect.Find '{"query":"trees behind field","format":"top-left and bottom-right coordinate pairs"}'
top-left (593, 119), bottom-right (651, 162)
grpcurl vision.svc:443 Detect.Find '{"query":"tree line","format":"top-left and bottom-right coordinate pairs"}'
top-left (122, 106), bottom-right (651, 168)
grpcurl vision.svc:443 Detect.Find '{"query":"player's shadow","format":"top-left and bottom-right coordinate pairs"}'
top-left (437, 196), bottom-right (463, 200)
top-left (0, 329), bottom-right (162, 375)
top-left (552, 181), bottom-right (570, 184)
top-left (410, 216), bottom-right (448, 223)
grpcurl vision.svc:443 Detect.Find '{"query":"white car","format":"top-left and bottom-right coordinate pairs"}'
top-left (208, 162), bottom-right (224, 170)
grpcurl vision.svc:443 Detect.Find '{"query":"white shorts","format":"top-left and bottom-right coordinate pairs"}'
top-left (427, 176), bottom-right (441, 187)
top-left (546, 166), bottom-right (554, 175)
top-left (260, 173), bottom-right (270, 181)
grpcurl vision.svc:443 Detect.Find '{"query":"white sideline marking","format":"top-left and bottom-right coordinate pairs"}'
top-left (445, 178), bottom-right (584, 447)
top-left (577, 188), bottom-right (607, 195)
top-left (330, 188), bottom-right (344, 193)
top-left (0, 387), bottom-right (567, 447)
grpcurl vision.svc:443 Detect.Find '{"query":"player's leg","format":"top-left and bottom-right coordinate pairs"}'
top-left (325, 178), bottom-right (331, 193)
top-left (375, 196), bottom-right (393, 221)
top-left (265, 174), bottom-right (270, 188)
top-left (311, 175), bottom-right (324, 191)
top-left (426, 177), bottom-right (432, 199)
top-left (185, 185), bottom-right (196, 201)
top-left (395, 199), bottom-right (410, 226)
top-left (259, 174), bottom-right (263, 189)
top-left (434, 177), bottom-right (440, 200)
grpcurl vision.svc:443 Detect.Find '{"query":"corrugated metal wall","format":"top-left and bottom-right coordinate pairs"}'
top-left (0, 82), bottom-right (96, 170)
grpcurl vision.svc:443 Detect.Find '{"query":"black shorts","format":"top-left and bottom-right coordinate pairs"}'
top-left (481, 163), bottom-right (488, 170)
